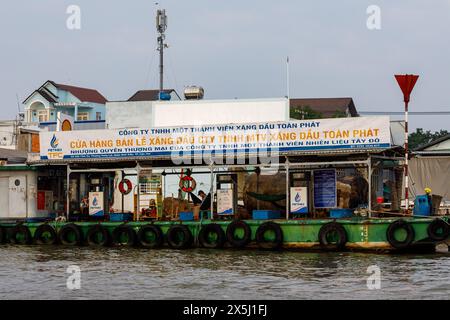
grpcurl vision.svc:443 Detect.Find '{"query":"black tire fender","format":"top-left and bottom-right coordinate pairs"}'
top-left (112, 225), bottom-right (136, 246)
top-left (198, 224), bottom-right (226, 249)
top-left (427, 219), bottom-right (450, 242)
top-left (58, 223), bottom-right (83, 246)
top-left (226, 220), bottom-right (252, 248)
top-left (167, 224), bottom-right (193, 249)
top-left (386, 219), bottom-right (415, 249)
top-left (34, 224), bottom-right (57, 245)
top-left (318, 222), bottom-right (348, 251)
top-left (0, 226), bottom-right (4, 244)
top-left (9, 224), bottom-right (32, 245)
top-left (86, 224), bottom-right (111, 246)
top-left (255, 221), bottom-right (283, 250)
top-left (137, 224), bottom-right (164, 248)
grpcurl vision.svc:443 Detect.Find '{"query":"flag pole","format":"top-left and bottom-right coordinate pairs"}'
top-left (394, 74), bottom-right (419, 214)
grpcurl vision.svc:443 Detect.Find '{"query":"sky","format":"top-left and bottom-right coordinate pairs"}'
top-left (1, 0), bottom-right (449, 131)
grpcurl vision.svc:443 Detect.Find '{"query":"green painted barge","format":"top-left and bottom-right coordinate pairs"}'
top-left (1, 116), bottom-right (448, 253)
top-left (1, 216), bottom-right (449, 252)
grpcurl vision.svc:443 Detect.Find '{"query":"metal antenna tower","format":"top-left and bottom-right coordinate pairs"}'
top-left (156, 9), bottom-right (168, 97)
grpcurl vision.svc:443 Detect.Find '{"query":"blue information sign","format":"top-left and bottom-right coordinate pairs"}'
top-left (313, 169), bottom-right (337, 208)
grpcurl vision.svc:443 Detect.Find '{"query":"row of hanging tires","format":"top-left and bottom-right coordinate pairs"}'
top-left (0, 218), bottom-right (448, 251)
top-left (0, 221), bottom-right (284, 250)
top-left (316, 218), bottom-right (450, 250)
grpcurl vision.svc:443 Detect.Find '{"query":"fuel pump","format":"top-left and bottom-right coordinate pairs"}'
top-left (87, 175), bottom-right (107, 218)
top-left (88, 176), bottom-right (102, 192)
top-left (289, 171), bottom-right (312, 217)
top-left (216, 174), bottom-right (238, 218)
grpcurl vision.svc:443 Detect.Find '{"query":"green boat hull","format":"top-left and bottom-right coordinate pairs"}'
top-left (0, 217), bottom-right (448, 252)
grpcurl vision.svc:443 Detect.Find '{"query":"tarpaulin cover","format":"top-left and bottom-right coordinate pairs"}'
top-left (409, 156), bottom-right (450, 201)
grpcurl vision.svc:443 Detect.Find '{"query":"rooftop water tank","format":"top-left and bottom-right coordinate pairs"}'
top-left (184, 86), bottom-right (204, 100)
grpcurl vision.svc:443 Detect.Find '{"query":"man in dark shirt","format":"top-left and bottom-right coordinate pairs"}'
top-left (190, 190), bottom-right (211, 211)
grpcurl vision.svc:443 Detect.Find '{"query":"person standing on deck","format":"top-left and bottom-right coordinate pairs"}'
top-left (198, 190), bottom-right (207, 202)
top-left (189, 190), bottom-right (212, 214)
top-left (80, 196), bottom-right (89, 218)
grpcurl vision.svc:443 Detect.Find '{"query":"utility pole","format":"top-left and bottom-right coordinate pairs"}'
top-left (156, 9), bottom-right (168, 98)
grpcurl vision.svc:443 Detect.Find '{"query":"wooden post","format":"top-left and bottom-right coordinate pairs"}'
top-left (66, 164), bottom-right (70, 220)
top-left (285, 158), bottom-right (290, 220)
top-left (368, 157), bottom-right (372, 218)
top-left (210, 164), bottom-right (214, 220)
top-left (136, 162), bottom-right (141, 221)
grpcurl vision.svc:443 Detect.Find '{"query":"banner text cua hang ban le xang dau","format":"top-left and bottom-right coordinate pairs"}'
top-left (40, 116), bottom-right (391, 160)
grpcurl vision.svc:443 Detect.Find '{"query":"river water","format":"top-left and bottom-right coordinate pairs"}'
top-left (0, 246), bottom-right (449, 300)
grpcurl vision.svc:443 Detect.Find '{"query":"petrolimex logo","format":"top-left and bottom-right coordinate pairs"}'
top-left (50, 134), bottom-right (59, 148)
top-left (48, 134), bottom-right (64, 159)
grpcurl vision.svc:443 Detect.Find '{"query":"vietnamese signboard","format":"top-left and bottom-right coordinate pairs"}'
top-left (40, 116), bottom-right (391, 161)
top-left (313, 169), bottom-right (337, 208)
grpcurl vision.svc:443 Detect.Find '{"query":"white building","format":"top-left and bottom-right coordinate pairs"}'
top-left (106, 97), bottom-right (290, 129)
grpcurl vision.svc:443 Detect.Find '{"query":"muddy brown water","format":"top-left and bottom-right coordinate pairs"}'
top-left (0, 246), bottom-right (449, 299)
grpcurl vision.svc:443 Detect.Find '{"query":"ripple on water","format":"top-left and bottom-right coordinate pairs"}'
top-left (0, 246), bottom-right (449, 299)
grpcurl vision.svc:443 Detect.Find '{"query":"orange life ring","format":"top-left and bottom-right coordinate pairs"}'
top-left (119, 179), bottom-right (133, 195)
top-left (179, 176), bottom-right (197, 193)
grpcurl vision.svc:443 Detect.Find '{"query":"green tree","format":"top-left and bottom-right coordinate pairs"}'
top-left (409, 128), bottom-right (449, 150)
top-left (331, 110), bottom-right (348, 118)
top-left (290, 105), bottom-right (323, 120)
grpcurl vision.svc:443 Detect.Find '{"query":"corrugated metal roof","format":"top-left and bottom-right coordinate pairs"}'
top-left (414, 134), bottom-right (450, 151)
top-left (0, 148), bottom-right (28, 164)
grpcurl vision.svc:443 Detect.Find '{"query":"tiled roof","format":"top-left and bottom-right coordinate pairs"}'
top-left (53, 82), bottom-right (108, 104)
top-left (290, 97), bottom-right (358, 118)
top-left (23, 80), bottom-right (108, 105)
top-left (128, 89), bottom-right (175, 101)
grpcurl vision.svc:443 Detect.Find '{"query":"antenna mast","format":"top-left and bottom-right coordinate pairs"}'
top-left (286, 56), bottom-right (290, 100)
top-left (156, 8), bottom-right (168, 97)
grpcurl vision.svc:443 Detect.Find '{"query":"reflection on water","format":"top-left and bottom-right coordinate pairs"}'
top-left (0, 246), bottom-right (449, 300)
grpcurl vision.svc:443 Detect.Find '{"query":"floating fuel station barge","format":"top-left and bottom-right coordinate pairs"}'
top-left (0, 113), bottom-right (448, 252)
top-left (1, 9), bottom-right (448, 253)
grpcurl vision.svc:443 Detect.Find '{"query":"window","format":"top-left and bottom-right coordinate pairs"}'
top-left (96, 112), bottom-right (102, 120)
top-left (38, 111), bottom-right (48, 122)
top-left (77, 112), bottom-right (89, 121)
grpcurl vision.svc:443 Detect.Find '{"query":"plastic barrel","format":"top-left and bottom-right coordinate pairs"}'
top-left (413, 195), bottom-right (431, 216)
